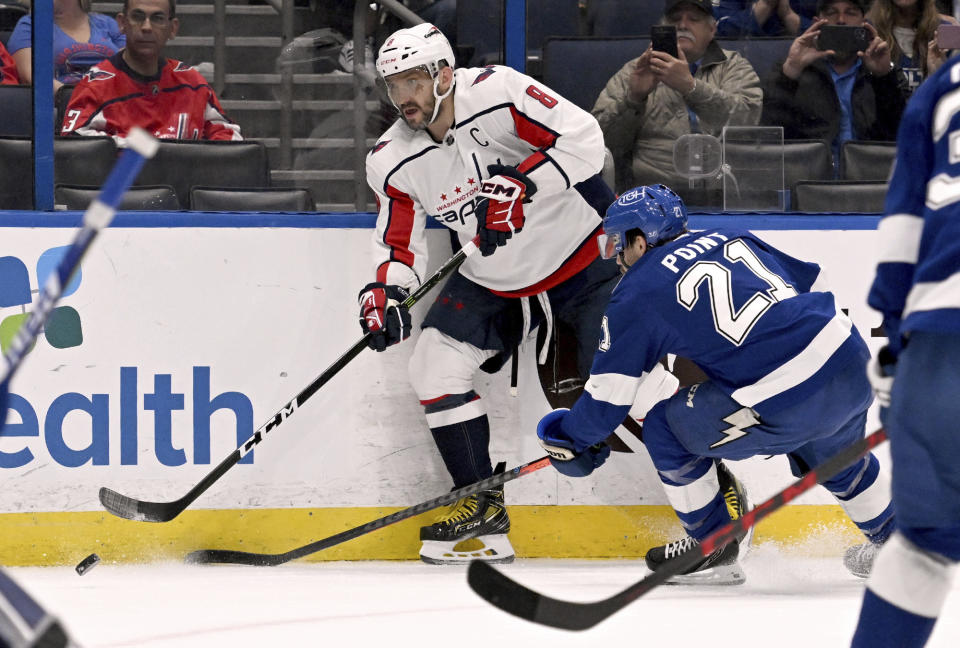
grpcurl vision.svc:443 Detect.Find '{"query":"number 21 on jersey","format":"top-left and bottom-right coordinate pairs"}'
top-left (677, 239), bottom-right (797, 345)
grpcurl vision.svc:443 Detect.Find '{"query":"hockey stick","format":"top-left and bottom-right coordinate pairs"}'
top-left (468, 427), bottom-right (889, 631)
top-left (184, 455), bottom-right (552, 566)
top-left (0, 129), bottom-right (158, 433)
top-left (0, 568), bottom-right (72, 648)
top-left (99, 236), bottom-right (482, 522)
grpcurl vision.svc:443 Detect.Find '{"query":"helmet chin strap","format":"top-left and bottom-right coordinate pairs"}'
top-left (428, 72), bottom-right (454, 125)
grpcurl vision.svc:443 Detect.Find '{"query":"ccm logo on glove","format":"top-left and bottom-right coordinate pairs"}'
top-left (475, 164), bottom-right (537, 257)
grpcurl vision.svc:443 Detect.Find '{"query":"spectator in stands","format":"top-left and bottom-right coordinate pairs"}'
top-left (8, 0), bottom-right (125, 92)
top-left (61, 0), bottom-right (241, 147)
top-left (761, 0), bottom-right (909, 166)
top-left (592, 0), bottom-right (762, 199)
top-left (716, 0), bottom-right (818, 37)
top-left (0, 41), bottom-right (19, 85)
top-left (867, 0), bottom-right (958, 94)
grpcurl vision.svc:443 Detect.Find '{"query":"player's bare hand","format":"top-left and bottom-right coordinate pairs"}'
top-left (783, 18), bottom-right (832, 79)
top-left (650, 48), bottom-right (694, 95)
top-left (628, 47), bottom-right (659, 103)
top-left (859, 22), bottom-right (893, 76)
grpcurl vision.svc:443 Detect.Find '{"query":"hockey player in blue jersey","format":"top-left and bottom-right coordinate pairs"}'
top-left (536, 184), bottom-right (895, 584)
top-left (850, 54), bottom-right (960, 648)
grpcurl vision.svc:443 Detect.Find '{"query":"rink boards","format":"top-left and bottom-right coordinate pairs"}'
top-left (0, 212), bottom-right (883, 565)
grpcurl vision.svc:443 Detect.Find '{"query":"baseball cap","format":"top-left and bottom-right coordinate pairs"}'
top-left (664, 0), bottom-right (713, 15)
top-left (816, 0), bottom-right (868, 13)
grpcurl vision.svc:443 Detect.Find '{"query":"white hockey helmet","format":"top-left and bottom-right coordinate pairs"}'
top-left (376, 23), bottom-right (455, 80)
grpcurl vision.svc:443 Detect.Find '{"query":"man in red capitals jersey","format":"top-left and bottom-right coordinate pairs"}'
top-left (359, 23), bottom-right (621, 565)
top-left (60, 0), bottom-right (240, 146)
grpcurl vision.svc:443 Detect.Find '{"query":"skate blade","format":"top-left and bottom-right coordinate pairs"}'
top-left (664, 561), bottom-right (746, 586)
top-left (419, 535), bottom-right (515, 565)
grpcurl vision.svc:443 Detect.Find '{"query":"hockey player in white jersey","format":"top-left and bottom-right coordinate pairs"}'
top-left (536, 185), bottom-right (895, 584)
top-left (358, 24), bottom-right (623, 564)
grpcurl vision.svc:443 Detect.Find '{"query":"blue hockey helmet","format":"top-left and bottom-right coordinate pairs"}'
top-left (598, 185), bottom-right (688, 259)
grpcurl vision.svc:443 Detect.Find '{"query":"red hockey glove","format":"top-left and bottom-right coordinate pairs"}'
top-left (475, 165), bottom-right (537, 256)
top-left (358, 282), bottom-right (411, 352)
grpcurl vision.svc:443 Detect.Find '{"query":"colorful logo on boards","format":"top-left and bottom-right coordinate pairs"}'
top-left (0, 246), bottom-right (83, 354)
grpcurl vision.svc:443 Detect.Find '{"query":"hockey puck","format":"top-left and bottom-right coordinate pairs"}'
top-left (75, 553), bottom-right (100, 576)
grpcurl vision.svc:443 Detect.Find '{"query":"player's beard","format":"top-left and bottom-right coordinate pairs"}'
top-left (399, 96), bottom-right (435, 131)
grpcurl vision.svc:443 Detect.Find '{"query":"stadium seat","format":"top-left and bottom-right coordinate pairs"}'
top-left (792, 181), bottom-right (888, 213)
top-left (134, 140), bottom-right (270, 209)
top-left (587, 0), bottom-right (664, 37)
top-left (841, 140), bottom-right (897, 181)
top-left (189, 186), bottom-right (315, 211)
top-left (715, 38), bottom-right (793, 79)
top-left (0, 85), bottom-right (32, 137)
top-left (542, 37), bottom-right (649, 112)
top-left (55, 84), bottom-right (76, 131)
top-left (54, 184), bottom-right (180, 211)
top-left (723, 139), bottom-right (834, 194)
top-left (0, 2), bottom-right (26, 32)
top-left (0, 136), bottom-right (117, 209)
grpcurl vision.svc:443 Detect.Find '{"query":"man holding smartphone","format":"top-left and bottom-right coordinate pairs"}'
top-left (761, 0), bottom-right (909, 166)
top-left (592, 0), bottom-right (762, 204)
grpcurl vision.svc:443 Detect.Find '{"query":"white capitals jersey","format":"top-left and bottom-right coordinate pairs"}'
top-left (366, 65), bottom-right (608, 296)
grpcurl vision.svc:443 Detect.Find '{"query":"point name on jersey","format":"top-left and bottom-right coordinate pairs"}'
top-left (661, 233), bottom-right (730, 274)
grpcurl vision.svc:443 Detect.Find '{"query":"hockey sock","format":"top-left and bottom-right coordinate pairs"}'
top-left (425, 394), bottom-right (492, 488)
top-left (851, 589), bottom-right (936, 647)
top-left (828, 453), bottom-right (895, 543)
top-left (852, 533), bottom-right (956, 647)
top-left (658, 458), bottom-right (730, 540)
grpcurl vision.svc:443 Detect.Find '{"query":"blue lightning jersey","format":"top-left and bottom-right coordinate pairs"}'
top-left (561, 228), bottom-right (868, 449)
top-left (869, 55), bottom-right (960, 344)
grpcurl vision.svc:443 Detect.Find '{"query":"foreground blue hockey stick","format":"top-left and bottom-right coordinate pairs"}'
top-left (0, 568), bottom-right (71, 648)
top-left (0, 128), bottom-right (158, 434)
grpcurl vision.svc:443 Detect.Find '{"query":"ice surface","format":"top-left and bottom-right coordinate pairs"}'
top-left (8, 544), bottom-right (960, 647)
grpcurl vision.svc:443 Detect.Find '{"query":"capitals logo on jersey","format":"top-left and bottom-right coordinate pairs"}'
top-left (83, 66), bottom-right (115, 82)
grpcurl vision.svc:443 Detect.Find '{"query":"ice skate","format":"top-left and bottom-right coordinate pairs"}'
top-left (843, 541), bottom-right (881, 578)
top-left (717, 460), bottom-right (753, 557)
top-left (645, 536), bottom-right (745, 585)
top-left (419, 486), bottom-right (514, 565)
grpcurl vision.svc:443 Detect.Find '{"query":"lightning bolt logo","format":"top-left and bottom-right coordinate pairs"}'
top-left (710, 407), bottom-right (760, 449)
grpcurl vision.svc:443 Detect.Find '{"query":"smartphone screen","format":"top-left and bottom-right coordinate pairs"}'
top-left (937, 24), bottom-right (960, 50)
top-left (650, 25), bottom-right (679, 59)
top-left (817, 25), bottom-right (871, 53)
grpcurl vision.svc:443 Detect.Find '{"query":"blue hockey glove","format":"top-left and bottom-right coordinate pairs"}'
top-left (537, 408), bottom-right (611, 478)
top-left (358, 282), bottom-right (411, 352)
top-left (868, 345), bottom-right (897, 411)
top-left (475, 165), bottom-right (537, 257)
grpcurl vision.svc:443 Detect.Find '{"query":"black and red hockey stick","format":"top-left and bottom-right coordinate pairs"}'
top-left (468, 427), bottom-right (888, 631)
top-left (184, 455), bottom-right (552, 566)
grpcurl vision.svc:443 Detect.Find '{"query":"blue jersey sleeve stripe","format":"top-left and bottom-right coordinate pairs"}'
top-left (584, 371), bottom-right (643, 407)
top-left (877, 214), bottom-right (924, 264)
top-left (731, 311), bottom-right (853, 407)
top-left (925, 173), bottom-right (960, 210)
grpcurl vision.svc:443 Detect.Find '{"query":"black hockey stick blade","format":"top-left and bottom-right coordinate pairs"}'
top-left (468, 427), bottom-right (889, 630)
top-left (99, 448), bottom-right (242, 522)
top-left (98, 237), bottom-right (481, 523)
top-left (185, 455), bottom-right (552, 566)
